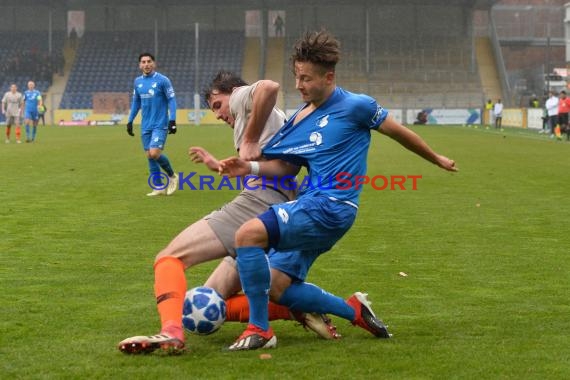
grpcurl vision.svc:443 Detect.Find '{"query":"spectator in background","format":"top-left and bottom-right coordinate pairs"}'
top-left (413, 110), bottom-right (428, 125)
top-left (50, 51), bottom-right (65, 76)
top-left (2, 84), bottom-right (24, 144)
top-left (69, 27), bottom-right (78, 49)
top-left (485, 99), bottom-right (493, 127)
top-left (545, 91), bottom-right (559, 137)
top-left (38, 102), bottom-right (47, 126)
top-left (493, 99), bottom-right (503, 129)
top-left (273, 15), bottom-right (284, 37)
top-left (529, 94), bottom-right (540, 108)
top-left (557, 90), bottom-right (570, 135)
top-left (540, 102), bottom-right (548, 134)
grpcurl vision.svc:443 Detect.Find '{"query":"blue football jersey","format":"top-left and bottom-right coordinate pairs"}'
top-left (24, 90), bottom-right (42, 111)
top-left (263, 87), bottom-right (388, 206)
top-left (128, 71), bottom-right (176, 130)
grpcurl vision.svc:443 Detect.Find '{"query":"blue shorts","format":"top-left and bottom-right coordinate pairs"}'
top-left (141, 128), bottom-right (168, 151)
top-left (259, 195), bottom-right (357, 280)
top-left (25, 110), bottom-right (39, 121)
top-left (267, 249), bottom-right (321, 282)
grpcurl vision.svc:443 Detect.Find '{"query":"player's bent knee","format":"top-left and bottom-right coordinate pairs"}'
top-left (147, 149), bottom-right (162, 160)
top-left (268, 270), bottom-right (292, 302)
top-left (235, 218), bottom-right (268, 247)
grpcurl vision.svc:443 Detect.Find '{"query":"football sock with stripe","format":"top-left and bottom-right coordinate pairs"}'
top-left (236, 246), bottom-right (271, 331)
top-left (154, 256), bottom-right (186, 336)
top-left (225, 294), bottom-right (292, 322)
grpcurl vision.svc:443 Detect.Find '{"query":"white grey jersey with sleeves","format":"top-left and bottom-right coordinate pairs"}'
top-left (2, 91), bottom-right (23, 117)
top-left (229, 82), bottom-right (287, 151)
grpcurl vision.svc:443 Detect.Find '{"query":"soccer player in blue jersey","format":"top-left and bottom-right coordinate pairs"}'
top-left (117, 72), bottom-right (343, 355)
top-left (23, 81), bottom-right (43, 143)
top-left (127, 52), bottom-right (178, 196)
top-left (219, 30), bottom-right (457, 351)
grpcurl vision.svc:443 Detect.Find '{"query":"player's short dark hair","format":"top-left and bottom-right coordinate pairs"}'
top-left (203, 70), bottom-right (248, 103)
top-left (138, 52), bottom-right (155, 62)
top-left (290, 30), bottom-right (340, 74)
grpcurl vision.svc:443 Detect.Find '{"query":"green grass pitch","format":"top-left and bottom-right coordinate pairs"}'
top-left (1, 124), bottom-right (569, 379)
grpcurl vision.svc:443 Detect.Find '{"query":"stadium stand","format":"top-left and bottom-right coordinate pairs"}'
top-left (0, 31), bottom-right (65, 121)
top-left (279, 33), bottom-right (484, 110)
top-left (59, 30), bottom-right (244, 109)
top-left (5, 1), bottom-right (563, 119)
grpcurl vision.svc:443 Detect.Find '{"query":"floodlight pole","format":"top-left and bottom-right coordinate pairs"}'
top-left (48, 10), bottom-right (53, 54)
top-left (546, 23), bottom-right (551, 93)
top-left (154, 19), bottom-right (158, 59)
top-left (194, 22), bottom-right (201, 126)
top-left (365, 10), bottom-right (370, 77)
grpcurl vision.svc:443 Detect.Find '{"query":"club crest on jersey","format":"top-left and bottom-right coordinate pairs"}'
top-left (277, 208), bottom-right (289, 224)
top-left (371, 105), bottom-right (385, 124)
top-left (152, 82), bottom-right (158, 88)
top-left (316, 115), bottom-right (329, 128)
top-left (309, 132), bottom-right (323, 146)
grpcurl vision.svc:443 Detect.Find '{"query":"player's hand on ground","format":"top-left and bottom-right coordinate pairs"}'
top-left (218, 157), bottom-right (250, 177)
top-left (168, 120), bottom-right (177, 134)
top-left (436, 155), bottom-right (458, 172)
top-left (126, 122), bottom-right (134, 136)
top-left (239, 141), bottom-right (261, 161)
top-left (189, 146), bottom-right (220, 172)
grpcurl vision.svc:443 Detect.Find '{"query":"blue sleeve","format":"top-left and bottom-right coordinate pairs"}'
top-left (353, 95), bottom-right (388, 130)
top-left (127, 84), bottom-right (140, 123)
top-left (163, 77), bottom-right (177, 121)
top-left (168, 94), bottom-right (176, 122)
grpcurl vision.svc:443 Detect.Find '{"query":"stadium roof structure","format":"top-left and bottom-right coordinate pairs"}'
top-left (3, 0), bottom-right (499, 10)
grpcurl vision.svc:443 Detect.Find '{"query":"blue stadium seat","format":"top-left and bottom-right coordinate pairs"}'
top-left (60, 30), bottom-right (244, 109)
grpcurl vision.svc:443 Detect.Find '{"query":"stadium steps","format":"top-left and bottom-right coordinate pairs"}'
top-left (241, 37), bottom-right (285, 110)
top-left (45, 43), bottom-right (77, 122)
top-left (242, 38), bottom-right (261, 84)
top-left (266, 37), bottom-right (285, 110)
top-left (475, 37), bottom-right (502, 102)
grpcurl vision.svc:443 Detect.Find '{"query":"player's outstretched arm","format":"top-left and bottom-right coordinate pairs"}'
top-left (188, 146), bottom-right (220, 172)
top-left (218, 157), bottom-right (300, 178)
top-left (239, 80), bottom-right (281, 160)
top-left (378, 115), bottom-right (457, 172)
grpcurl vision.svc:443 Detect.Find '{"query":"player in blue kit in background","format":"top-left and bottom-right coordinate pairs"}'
top-left (23, 81), bottom-right (43, 143)
top-left (127, 52), bottom-right (179, 196)
top-left (219, 30), bottom-right (458, 350)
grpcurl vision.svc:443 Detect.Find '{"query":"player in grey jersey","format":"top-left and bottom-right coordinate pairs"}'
top-left (2, 84), bottom-right (24, 144)
top-left (118, 71), bottom-right (340, 355)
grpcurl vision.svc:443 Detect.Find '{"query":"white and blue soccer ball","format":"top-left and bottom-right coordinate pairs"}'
top-left (182, 286), bottom-right (226, 335)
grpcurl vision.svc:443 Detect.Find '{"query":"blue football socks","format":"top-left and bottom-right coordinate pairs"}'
top-left (279, 281), bottom-right (355, 321)
top-left (156, 154), bottom-right (174, 177)
top-left (148, 158), bottom-right (163, 186)
top-left (236, 246), bottom-right (271, 331)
